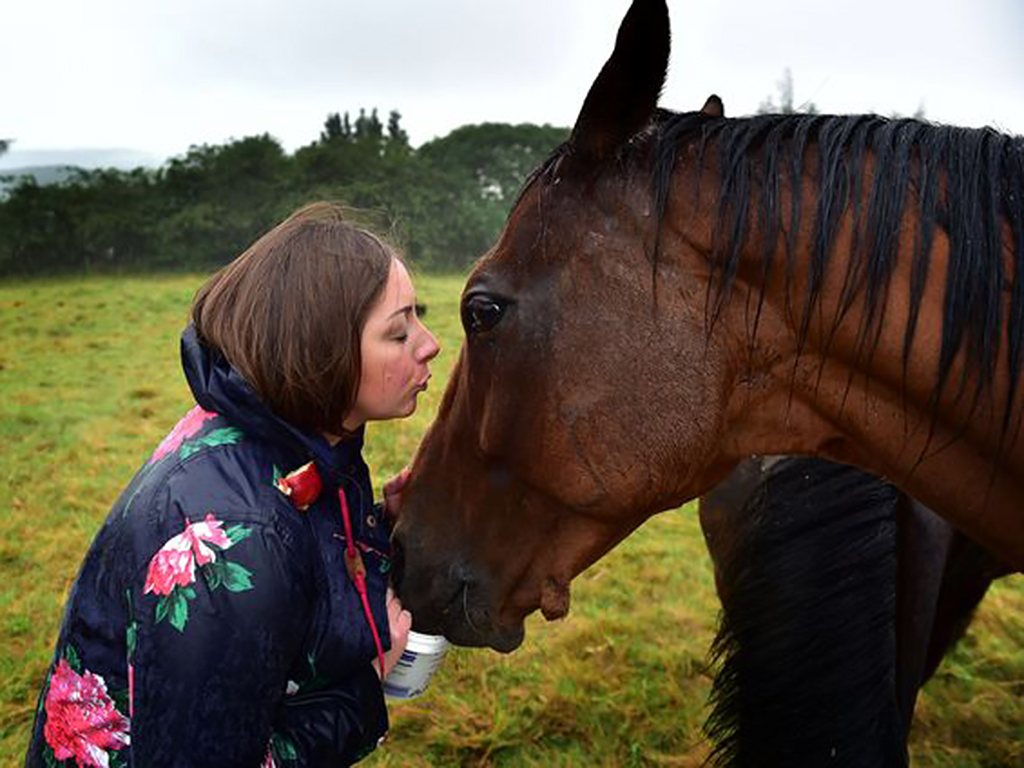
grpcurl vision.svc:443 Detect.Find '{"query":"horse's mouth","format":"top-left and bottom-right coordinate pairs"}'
top-left (444, 613), bottom-right (526, 653)
top-left (391, 532), bottom-right (526, 652)
top-left (405, 577), bottom-right (526, 653)
top-left (450, 581), bottom-right (526, 652)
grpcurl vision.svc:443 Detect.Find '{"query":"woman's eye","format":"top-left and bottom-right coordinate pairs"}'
top-left (461, 294), bottom-right (507, 335)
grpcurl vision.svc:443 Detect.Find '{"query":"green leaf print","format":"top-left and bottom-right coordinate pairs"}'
top-left (270, 732), bottom-right (300, 763)
top-left (110, 687), bottom-right (130, 719)
top-left (203, 560), bottom-right (225, 590)
top-left (126, 621), bottom-right (137, 658)
top-left (294, 652), bottom-right (329, 695)
top-left (179, 426), bottom-right (245, 459)
top-left (62, 644), bottom-right (82, 673)
top-left (155, 594), bottom-right (170, 624)
top-left (168, 589), bottom-right (190, 632)
top-left (154, 588), bottom-right (193, 632)
top-left (224, 523), bottom-right (253, 546)
top-left (221, 561), bottom-right (255, 592)
top-left (125, 589), bottom-right (137, 657)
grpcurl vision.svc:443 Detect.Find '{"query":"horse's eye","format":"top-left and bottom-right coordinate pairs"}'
top-left (461, 294), bottom-right (507, 335)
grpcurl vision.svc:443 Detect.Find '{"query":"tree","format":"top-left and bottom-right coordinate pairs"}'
top-left (387, 111), bottom-right (408, 147)
top-left (296, 107), bottom-right (405, 191)
top-left (406, 122), bottom-right (568, 268)
top-left (0, 139), bottom-right (9, 156)
top-left (156, 134), bottom-right (292, 268)
top-left (758, 68), bottom-right (818, 115)
top-left (321, 113), bottom-right (345, 142)
top-left (890, 105), bottom-right (927, 120)
top-left (0, 112), bottom-right (571, 276)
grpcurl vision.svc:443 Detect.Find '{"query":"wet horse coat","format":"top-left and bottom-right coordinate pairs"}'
top-left (699, 456), bottom-right (1009, 766)
top-left (393, 0), bottom-right (1023, 651)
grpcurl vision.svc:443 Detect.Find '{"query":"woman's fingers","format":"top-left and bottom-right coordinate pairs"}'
top-left (394, 608), bottom-right (412, 637)
top-left (382, 466), bottom-right (412, 518)
top-left (378, 589), bottom-right (413, 679)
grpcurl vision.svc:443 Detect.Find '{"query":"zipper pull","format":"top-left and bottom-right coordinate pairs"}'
top-left (344, 547), bottom-right (367, 588)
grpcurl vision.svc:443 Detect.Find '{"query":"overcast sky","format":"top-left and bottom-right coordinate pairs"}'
top-left (2, 0), bottom-right (1022, 169)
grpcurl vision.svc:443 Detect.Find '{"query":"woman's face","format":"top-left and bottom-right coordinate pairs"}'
top-left (344, 258), bottom-right (440, 430)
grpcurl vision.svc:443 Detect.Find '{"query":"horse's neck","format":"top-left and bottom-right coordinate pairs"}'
top-left (722, 231), bottom-right (1024, 569)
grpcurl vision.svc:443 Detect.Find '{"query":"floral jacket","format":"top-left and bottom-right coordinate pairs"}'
top-left (26, 324), bottom-right (394, 768)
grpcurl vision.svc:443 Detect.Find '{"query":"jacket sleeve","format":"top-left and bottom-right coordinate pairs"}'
top-left (271, 665), bottom-right (388, 766)
top-left (128, 509), bottom-right (386, 767)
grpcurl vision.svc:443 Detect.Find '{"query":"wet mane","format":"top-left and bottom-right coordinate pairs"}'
top-left (651, 110), bottom-right (1024, 443)
top-left (704, 457), bottom-right (906, 767)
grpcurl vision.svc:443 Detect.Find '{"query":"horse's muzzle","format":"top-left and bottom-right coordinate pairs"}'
top-left (390, 530), bottom-right (525, 653)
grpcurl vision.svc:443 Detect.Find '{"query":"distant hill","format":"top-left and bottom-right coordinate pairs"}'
top-left (0, 164), bottom-right (78, 186)
top-left (0, 165), bottom-right (83, 198)
top-left (0, 147), bottom-right (164, 171)
top-left (0, 148), bottom-right (165, 196)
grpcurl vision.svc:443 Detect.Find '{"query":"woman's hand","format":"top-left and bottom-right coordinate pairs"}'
top-left (382, 466), bottom-right (411, 519)
top-left (375, 588), bottom-right (412, 680)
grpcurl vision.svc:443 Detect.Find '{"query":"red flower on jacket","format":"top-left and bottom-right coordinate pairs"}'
top-left (275, 461), bottom-right (322, 510)
top-left (43, 659), bottom-right (130, 768)
top-left (149, 406), bottom-right (218, 463)
top-left (144, 514), bottom-right (232, 596)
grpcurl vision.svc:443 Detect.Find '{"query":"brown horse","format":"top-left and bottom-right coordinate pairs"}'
top-left (392, 0), bottom-right (1024, 652)
top-left (699, 456), bottom-right (1009, 766)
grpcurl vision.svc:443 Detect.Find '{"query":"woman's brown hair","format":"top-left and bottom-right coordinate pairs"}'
top-left (191, 202), bottom-right (396, 434)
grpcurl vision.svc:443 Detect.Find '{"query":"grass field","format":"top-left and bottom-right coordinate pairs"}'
top-left (1, 273), bottom-right (1021, 766)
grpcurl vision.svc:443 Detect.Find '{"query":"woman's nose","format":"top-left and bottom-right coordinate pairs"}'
top-left (418, 328), bottom-right (441, 362)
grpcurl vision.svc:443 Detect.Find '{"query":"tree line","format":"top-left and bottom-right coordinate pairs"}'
top-left (0, 110), bottom-right (568, 276)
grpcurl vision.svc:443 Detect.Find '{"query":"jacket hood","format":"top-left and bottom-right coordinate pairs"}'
top-left (180, 322), bottom-right (363, 483)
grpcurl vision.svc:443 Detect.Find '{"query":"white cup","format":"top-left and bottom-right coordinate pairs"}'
top-left (382, 630), bottom-right (449, 699)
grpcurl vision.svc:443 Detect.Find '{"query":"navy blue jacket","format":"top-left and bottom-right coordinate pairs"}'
top-left (26, 325), bottom-right (393, 767)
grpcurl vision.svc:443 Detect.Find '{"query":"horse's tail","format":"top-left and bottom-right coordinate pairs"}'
top-left (702, 457), bottom-right (907, 768)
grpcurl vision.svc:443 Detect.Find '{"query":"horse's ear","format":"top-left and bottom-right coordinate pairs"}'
top-left (701, 94), bottom-right (724, 118)
top-left (567, 0), bottom-right (670, 167)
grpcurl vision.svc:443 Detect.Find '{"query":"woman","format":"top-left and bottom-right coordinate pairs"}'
top-left (25, 202), bottom-right (440, 767)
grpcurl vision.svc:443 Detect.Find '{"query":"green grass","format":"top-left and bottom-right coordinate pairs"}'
top-left (1, 274), bottom-right (1021, 766)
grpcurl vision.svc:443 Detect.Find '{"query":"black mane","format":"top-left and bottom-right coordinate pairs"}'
top-left (703, 457), bottom-right (906, 767)
top-left (651, 111), bottom-right (1024, 445)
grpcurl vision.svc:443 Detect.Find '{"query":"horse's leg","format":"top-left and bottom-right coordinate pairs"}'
top-left (893, 499), bottom-right (1011, 725)
top-left (893, 497), bottom-right (953, 729)
top-left (921, 527), bottom-right (1010, 682)
top-left (699, 456), bottom-right (768, 603)
top-left (702, 458), bottom-right (906, 767)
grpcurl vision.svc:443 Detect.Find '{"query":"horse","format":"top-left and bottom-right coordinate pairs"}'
top-left (391, 0), bottom-right (1023, 655)
top-left (698, 456), bottom-right (1008, 766)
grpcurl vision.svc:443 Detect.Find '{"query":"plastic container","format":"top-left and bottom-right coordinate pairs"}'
top-left (382, 630), bottom-right (449, 699)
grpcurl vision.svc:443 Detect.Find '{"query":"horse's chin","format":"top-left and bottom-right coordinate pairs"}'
top-left (443, 621), bottom-right (525, 654)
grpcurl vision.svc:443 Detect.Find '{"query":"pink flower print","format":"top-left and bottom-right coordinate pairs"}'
top-left (149, 406), bottom-right (218, 463)
top-left (144, 514), bottom-right (253, 632)
top-left (144, 514), bottom-right (231, 596)
top-left (143, 538), bottom-right (195, 597)
top-left (43, 659), bottom-right (130, 768)
top-left (182, 514), bottom-right (231, 565)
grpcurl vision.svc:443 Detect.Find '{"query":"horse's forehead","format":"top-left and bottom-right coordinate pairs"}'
top-left (494, 175), bottom-right (644, 278)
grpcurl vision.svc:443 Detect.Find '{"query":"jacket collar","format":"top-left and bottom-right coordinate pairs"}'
top-left (180, 323), bottom-right (363, 484)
